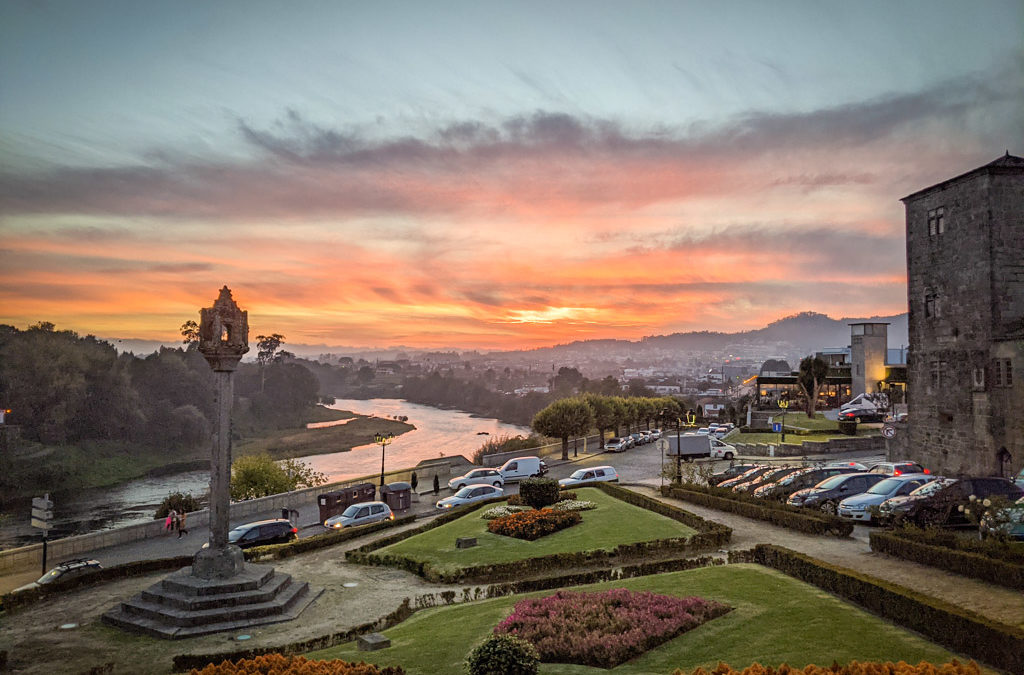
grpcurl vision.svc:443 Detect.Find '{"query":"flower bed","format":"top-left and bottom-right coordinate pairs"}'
top-left (189, 654), bottom-right (404, 674)
top-left (480, 505), bottom-right (532, 520)
top-left (495, 588), bottom-right (730, 669)
top-left (672, 660), bottom-right (981, 675)
top-left (550, 499), bottom-right (596, 512)
top-left (487, 509), bottom-right (581, 540)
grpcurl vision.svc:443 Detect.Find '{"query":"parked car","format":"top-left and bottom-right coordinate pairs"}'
top-left (695, 427), bottom-right (711, 436)
top-left (203, 519), bottom-right (298, 550)
top-left (436, 483), bottom-right (504, 509)
top-left (709, 437), bottom-right (737, 460)
top-left (13, 558), bottom-right (103, 592)
top-left (630, 432), bottom-right (645, 446)
top-left (877, 477), bottom-right (957, 524)
top-left (1012, 466), bottom-right (1024, 490)
top-left (980, 496), bottom-right (1024, 540)
top-left (621, 435), bottom-right (635, 449)
top-left (558, 465), bottom-right (619, 487)
top-left (754, 466), bottom-right (858, 500)
top-left (838, 473), bottom-right (936, 523)
top-left (605, 437), bottom-right (628, 452)
top-left (498, 456), bottom-right (548, 482)
top-left (709, 463), bottom-right (761, 486)
top-left (868, 461), bottom-right (929, 476)
top-left (649, 429), bottom-right (663, 440)
top-left (734, 466), bottom-right (801, 493)
top-left (448, 468), bottom-right (504, 491)
top-left (898, 477), bottom-right (1024, 528)
top-left (837, 408), bottom-right (886, 423)
top-left (717, 465), bottom-right (772, 490)
top-left (324, 501), bottom-right (394, 529)
top-left (787, 472), bottom-right (889, 514)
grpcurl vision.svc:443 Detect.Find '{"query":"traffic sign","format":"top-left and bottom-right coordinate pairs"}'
top-left (657, 438), bottom-right (669, 453)
top-left (882, 425), bottom-right (896, 439)
top-left (32, 494), bottom-right (53, 530)
top-left (771, 422), bottom-right (782, 433)
top-left (31, 517), bottom-right (52, 530)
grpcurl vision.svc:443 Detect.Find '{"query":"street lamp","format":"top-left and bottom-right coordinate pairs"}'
top-left (778, 397), bottom-right (789, 444)
top-left (375, 432), bottom-right (394, 487)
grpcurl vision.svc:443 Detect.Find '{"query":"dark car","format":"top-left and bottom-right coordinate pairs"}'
top-left (787, 472), bottom-right (889, 514)
top-left (900, 477), bottom-right (1024, 528)
top-left (717, 465), bottom-right (772, 490)
top-left (709, 463), bottom-right (760, 486)
top-left (734, 466), bottom-right (802, 493)
top-left (13, 558), bottom-right (103, 592)
top-left (754, 466), bottom-right (858, 500)
top-left (837, 408), bottom-right (885, 423)
top-left (868, 461), bottom-right (928, 476)
top-left (202, 518), bottom-right (298, 550)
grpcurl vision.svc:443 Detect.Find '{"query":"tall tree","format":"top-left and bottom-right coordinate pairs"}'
top-left (583, 394), bottom-right (621, 449)
top-left (797, 356), bottom-right (829, 417)
top-left (180, 320), bottom-right (199, 344)
top-left (531, 397), bottom-right (593, 460)
top-left (255, 333), bottom-right (285, 392)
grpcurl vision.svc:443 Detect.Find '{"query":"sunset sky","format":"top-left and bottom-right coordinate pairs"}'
top-left (1, 1), bottom-right (1022, 350)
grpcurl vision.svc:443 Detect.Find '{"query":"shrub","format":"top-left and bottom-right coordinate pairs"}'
top-left (556, 490), bottom-right (577, 501)
top-left (465, 634), bottom-right (539, 675)
top-left (506, 494), bottom-right (523, 506)
top-left (519, 478), bottom-right (560, 509)
top-left (869, 529), bottom-right (1024, 591)
top-left (487, 508), bottom-right (581, 540)
top-left (189, 654), bottom-right (404, 674)
top-left (496, 589), bottom-right (730, 669)
top-left (471, 433), bottom-right (544, 465)
top-left (155, 492), bottom-right (201, 519)
top-left (672, 660), bottom-right (981, 675)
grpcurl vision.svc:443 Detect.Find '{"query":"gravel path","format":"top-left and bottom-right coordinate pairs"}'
top-left (2, 484), bottom-right (1021, 675)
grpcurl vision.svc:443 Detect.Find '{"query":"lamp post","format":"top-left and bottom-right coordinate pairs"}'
top-left (375, 432), bottom-right (394, 488)
top-left (778, 397), bottom-right (789, 444)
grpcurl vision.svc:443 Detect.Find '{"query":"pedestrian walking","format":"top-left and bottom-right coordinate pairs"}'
top-left (177, 510), bottom-right (188, 538)
top-left (165, 509), bottom-right (176, 534)
top-left (172, 509), bottom-right (180, 534)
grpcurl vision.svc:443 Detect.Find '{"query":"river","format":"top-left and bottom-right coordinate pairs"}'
top-left (0, 399), bottom-right (529, 550)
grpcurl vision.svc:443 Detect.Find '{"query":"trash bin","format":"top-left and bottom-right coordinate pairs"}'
top-left (318, 482), bottom-right (376, 522)
top-left (381, 482), bottom-right (412, 511)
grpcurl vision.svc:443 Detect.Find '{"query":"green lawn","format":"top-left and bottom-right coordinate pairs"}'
top-left (308, 564), bottom-right (966, 674)
top-left (373, 488), bottom-right (697, 576)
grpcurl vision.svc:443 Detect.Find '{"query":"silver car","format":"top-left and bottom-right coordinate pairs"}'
top-left (324, 501), bottom-right (394, 529)
top-left (436, 483), bottom-right (504, 510)
top-left (838, 473), bottom-right (936, 522)
top-left (448, 468), bottom-right (504, 491)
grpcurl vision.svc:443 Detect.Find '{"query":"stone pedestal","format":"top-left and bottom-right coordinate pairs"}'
top-left (191, 545), bottom-right (246, 580)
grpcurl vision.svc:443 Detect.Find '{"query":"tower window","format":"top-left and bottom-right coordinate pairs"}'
top-left (925, 292), bottom-right (939, 318)
top-left (927, 207), bottom-right (946, 236)
top-left (994, 359), bottom-right (1014, 387)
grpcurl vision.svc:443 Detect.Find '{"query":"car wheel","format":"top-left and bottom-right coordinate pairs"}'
top-left (820, 501), bottom-right (837, 516)
top-left (455, 483), bottom-right (464, 490)
top-left (492, 481), bottom-right (501, 487)
top-left (723, 451), bottom-right (734, 460)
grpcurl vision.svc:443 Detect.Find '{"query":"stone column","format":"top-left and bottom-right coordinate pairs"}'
top-left (192, 286), bottom-right (249, 580)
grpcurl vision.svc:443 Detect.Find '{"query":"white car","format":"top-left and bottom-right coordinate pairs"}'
top-left (696, 427), bottom-right (711, 436)
top-left (605, 437), bottom-right (628, 452)
top-left (324, 501), bottom-right (394, 529)
top-left (436, 483), bottom-right (504, 509)
top-left (649, 429), bottom-right (662, 440)
top-left (558, 466), bottom-right (619, 487)
top-left (448, 468), bottom-right (504, 491)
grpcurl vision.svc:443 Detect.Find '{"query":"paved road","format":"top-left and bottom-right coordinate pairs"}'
top-left (0, 436), bottom-right (885, 593)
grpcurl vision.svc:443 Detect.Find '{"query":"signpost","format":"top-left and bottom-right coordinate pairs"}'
top-left (882, 425), bottom-right (896, 439)
top-left (32, 493), bottom-right (53, 575)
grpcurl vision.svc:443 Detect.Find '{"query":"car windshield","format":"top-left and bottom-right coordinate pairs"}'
top-left (454, 487), bottom-right (476, 498)
top-left (341, 505), bottom-right (363, 518)
top-left (36, 568), bottom-right (65, 584)
top-left (868, 478), bottom-right (904, 494)
top-left (910, 478), bottom-right (955, 496)
top-left (815, 475), bottom-right (850, 490)
top-left (780, 470), bottom-right (810, 484)
top-left (227, 527), bottom-right (248, 542)
top-left (570, 470), bottom-right (588, 479)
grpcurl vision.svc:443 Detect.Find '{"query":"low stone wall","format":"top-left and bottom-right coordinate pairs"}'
top-left (732, 434), bottom-right (885, 458)
top-left (0, 456), bottom-right (474, 575)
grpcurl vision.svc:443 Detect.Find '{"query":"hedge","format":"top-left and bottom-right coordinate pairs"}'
top-left (673, 660), bottom-right (981, 675)
top-left (877, 525), bottom-right (1024, 565)
top-left (734, 544), bottom-right (1024, 675)
top-left (663, 484), bottom-right (853, 537)
top-left (869, 530), bottom-right (1024, 591)
top-left (244, 514), bottom-right (416, 561)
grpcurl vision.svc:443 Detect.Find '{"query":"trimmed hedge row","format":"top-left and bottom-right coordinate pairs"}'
top-left (869, 530), bottom-right (1024, 591)
top-left (173, 598), bottom-right (415, 672)
top-left (347, 485), bottom-right (731, 583)
top-left (877, 525), bottom-right (1024, 565)
top-left (245, 515), bottom-right (416, 561)
top-left (673, 660), bottom-right (981, 675)
top-left (664, 484), bottom-right (853, 537)
top-left (736, 544), bottom-right (1024, 675)
top-left (0, 555), bottom-right (193, 613)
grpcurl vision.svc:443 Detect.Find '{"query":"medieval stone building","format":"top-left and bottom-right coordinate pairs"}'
top-left (902, 152), bottom-right (1024, 477)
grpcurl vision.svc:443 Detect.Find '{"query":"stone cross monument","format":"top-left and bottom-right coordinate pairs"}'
top-left (192, 286), bottom-right (249, 579)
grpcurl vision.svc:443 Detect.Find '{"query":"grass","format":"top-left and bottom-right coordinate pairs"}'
top-left (308, 564), bottom-right (967, 674)
top-left (374, 488), bottom-right (697, 575)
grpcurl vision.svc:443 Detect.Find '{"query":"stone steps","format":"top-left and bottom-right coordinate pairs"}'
top-left (101, 562), bottom-right (322, 639)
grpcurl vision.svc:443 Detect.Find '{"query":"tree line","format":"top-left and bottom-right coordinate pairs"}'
top-left (0, 323), bottom-right (321, 494)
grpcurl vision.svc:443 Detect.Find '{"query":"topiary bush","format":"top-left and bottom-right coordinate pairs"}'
top-left (519, 477), bottom-right (559, 509)
top-left (465, 633), bottom-right (539, 675)
top-left (155, 492), bottom-right (202, 519)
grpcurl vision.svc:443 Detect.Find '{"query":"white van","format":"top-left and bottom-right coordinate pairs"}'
top-left (498, 456), bottom-right (548, 482)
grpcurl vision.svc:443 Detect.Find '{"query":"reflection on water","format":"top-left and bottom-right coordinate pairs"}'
top-left (305, 417), bottom-right (356, 429)
top-left (295, 398), bottom-right (530, 482)
top-left (0, 399), bottom-right (528, 549)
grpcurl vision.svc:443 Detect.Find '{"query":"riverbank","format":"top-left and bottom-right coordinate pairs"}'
top-left (0, 406), bottom-right (414, 506)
